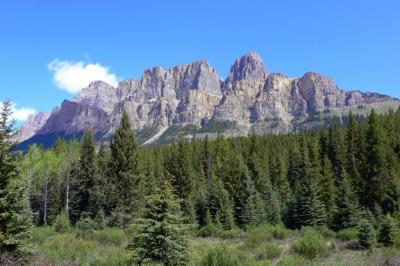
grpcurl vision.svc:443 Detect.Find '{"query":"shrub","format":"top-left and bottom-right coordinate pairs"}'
top-left (290, 229), bottom-right (331, 259)
top-left (271, 224), bottom-right (290, 239)
top-left (336, 228), bottom-right (359, 241)
top-left (76, 228), bottom-right (127, 247)
top-left (201, 244), bottom-right (255, 266)
top-left (357, 219), bottom-right (376, 249)
top-left (277, 255), bottom-right (314, 266)
top-left (52, 212), bottom-right (71, 233)
top-left (315, 226), bottom-right (335, 239)
top-left (245, 225), bottom-right (273, 249)
top-left (197, 224), bottom-right (221, 238)
top-left (216, 228), bottom-right (241, 239)
top-left (378, 215), bottom-right (400, 247)
top-left (31, 227), bottom-right (57, 244)
top-left (76, 216), bottom-right (97, 231)
top-left (253, 243), bottom-right (282, 261)
top-left (94, 210), bottom-right (107, 230)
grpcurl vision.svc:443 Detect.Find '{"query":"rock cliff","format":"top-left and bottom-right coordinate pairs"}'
top-left (16, 52), bottom-right (398, 146)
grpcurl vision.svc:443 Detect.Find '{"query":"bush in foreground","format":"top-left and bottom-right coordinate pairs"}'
top-left (335, 228), bottom-right (358, 241)
top-left (290, 228), bottom-right (332, 260)
top-left (201, 244), bottom-right (256, 266)
top-left (52, 212), bottom-right (71, 233)
top-left (253, 243), bottom-right (282, 261)
top-left (357, 219), bottom-right (376, 249)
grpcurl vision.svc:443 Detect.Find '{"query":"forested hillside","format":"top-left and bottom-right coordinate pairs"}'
top-left (2, 100), bottom-right (400, 265)
top-left (22, 108), bottom-right (400, 230)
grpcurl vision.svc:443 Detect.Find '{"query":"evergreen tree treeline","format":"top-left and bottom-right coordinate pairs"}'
top-left (18, 107), bottom-right (400, 231)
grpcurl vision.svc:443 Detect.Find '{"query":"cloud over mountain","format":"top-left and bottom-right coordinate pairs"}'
top-left (48, 60), bottom-right (119, 94)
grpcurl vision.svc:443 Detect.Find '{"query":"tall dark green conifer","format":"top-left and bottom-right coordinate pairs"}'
top-left (128, 181), bottom-right (189, 266)
top-left (69, 127), bottom-right (96, 223)
top-left (110, 110), bottom-right (144, 222)
top-left (0, 101), bottom-right (32, 255)
top-left (364, 109), bottom-right (391, 212)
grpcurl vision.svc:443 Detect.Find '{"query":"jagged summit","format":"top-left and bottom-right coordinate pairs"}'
top-left (226, 51), bottom-right (268, 83)
top-left (16, 52), bottom-right (399, 147)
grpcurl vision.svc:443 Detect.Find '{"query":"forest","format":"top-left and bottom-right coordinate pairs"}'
top-left (1, 99), bottom-right (400, 265)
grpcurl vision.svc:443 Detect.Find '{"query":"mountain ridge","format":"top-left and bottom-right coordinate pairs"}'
top-left (16, 52), bottom-right (399, 147)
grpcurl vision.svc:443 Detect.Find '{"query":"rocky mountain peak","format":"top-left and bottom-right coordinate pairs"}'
top-left (14, 112), bottom-right (50, 142)
top-left (16, 52), bottom-right (399, 148)
top-left (74, 80), bottom-right (119, 112)
top-left (226, 51), bottom-right (268, 83)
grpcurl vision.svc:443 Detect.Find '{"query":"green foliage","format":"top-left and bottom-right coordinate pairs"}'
top-left (290, 228), bottom-right (332, 260)
top-left (332, 176), bottom-right (361, 230)
top-left (200, 244), bottom-right (256, 266)
top-left (277, 255), bottom-right (314, 266)
top-left (378, 215), bottom-right (400, 247)
top-left (0, 100), bottom-right (33, 255)
top-left (76, 216), bottom-right (98, 231)
top-left (109, 110), bottom-right (144, 219)
top-left (52, 212), bottom-right (71, 233)
top-left (335, 228), bottom-right (359, 241)
top-left (76, 228), bottom-right (127, 246)
top-left (69, 127), bottom-right (96, 224)
top-left (128, 182), bottom-right (189, 266)
top-left (357, 219), bottom-right (376, 249)
top-left (253, 243), bottom-right (282, 260)
top-left (94, 209), bottom-right (106, 230)
top-left (36, 233), bottom-right (130, 265)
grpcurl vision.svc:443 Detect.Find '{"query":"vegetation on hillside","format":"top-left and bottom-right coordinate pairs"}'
top-left (2, 98), bottom-right (400, 264)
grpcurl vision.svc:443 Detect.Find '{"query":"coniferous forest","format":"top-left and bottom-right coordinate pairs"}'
top-left (2, 99), bottom-right (400, 265)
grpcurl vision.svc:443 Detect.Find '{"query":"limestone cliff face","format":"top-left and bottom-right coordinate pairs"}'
top-left (14, 112), bottom-right (50, 142)
top-left (17, 52), bottom-right (398, 145)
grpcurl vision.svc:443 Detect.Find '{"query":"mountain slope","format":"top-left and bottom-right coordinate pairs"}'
top-left (17, 52), bottom-right (399, 148)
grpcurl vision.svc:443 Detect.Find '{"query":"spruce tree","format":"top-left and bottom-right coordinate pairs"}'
top-left (128, 181), bottom-right (189, 266)
top-left (364, 109), bottom-right (391, 212)
top-left (0, 101), bottom-right (32, 255)
top-left (289, 133), bottom-right (327, 228)
top-left (319, 155), bottom-right (336, 226)
top-left (70, 127), bottom-right (96, 223)
top-left (110, 110), bottom-right (144, 222)
top-left (345, 111), bottom-right (364, 198)
top-left (378, 215), bottom-right (400, 247)
top-left (332, 176), bottom-right (360, 230)
top-left (208, 174), bottom-right (234, 229)
top-left (358, 219), bottom-right (376, 249)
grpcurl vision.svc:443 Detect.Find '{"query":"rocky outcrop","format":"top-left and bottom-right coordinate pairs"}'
top-left (17, 52), bottom-right (398, 146)
top-left (14, 112), bottom-right (50, 142)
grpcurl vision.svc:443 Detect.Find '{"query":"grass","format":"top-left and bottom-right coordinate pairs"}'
top-left (29, 227), bottom-right (131, 265)
top-left (27, 224), bottom-right (400, 265)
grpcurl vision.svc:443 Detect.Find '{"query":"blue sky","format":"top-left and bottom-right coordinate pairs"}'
top-left (1, 0), bottom-right (399, 122)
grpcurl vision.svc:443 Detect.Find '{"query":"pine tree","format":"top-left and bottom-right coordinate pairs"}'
top-left (165, 139), bottom-right (195, 221)
top-left (364, 109), bottom-right (391, 212)
top-left (109, 110), bottom-right (144, 221)
top-left (345, 111), bottom-right (364, 198)
top-left (70, 127), bottom-right (96, 223)
top-left (357, 219), bottom-right (376, 249)
top-left (236, 173), bottom-right (264, 227)
top-left (208, 174), bottom-right (235, 229)
top-left (319, 155), bottom-right (336, 226)
top-left (332, 176), bottom-right (360, 230)
top-left (0, 101), bottom-right (32, 255)
top-left (128, 181), bottom-right (189, 266)
top-left (378, 215), bottom-right (400, 247)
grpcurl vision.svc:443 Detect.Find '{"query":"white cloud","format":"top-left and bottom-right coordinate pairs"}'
top-left (48, 60), bottom-right (119, 93)
top-left (0, 102), bottom-right (37, 121)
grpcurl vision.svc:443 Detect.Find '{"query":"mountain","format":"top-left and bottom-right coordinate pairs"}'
top-left (17, 52), bottom-right (399, 148)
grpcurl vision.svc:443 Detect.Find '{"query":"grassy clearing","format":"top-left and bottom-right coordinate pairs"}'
top-left (28, 225), bottom-right (400, 266)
